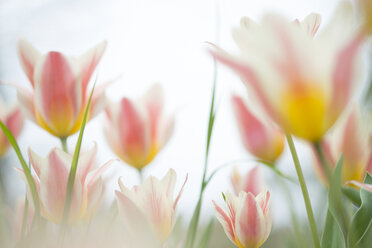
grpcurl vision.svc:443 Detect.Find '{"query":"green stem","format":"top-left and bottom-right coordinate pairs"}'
top-left (60, 137), bottom-right (68, 153)
top-left (138, 169), bottom-right (144, 183)
top-left (313, 142), bottom-right (332, 183)
top-left (286, 133), bottom-right (320, 248)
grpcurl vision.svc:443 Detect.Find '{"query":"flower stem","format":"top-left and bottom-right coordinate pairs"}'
top-left (313, 141), bottom-right (331, 183)
top-left (60, 137), bottom-right (68, 153)
top-left (138, 169), bottom-right (144, 183)
top-left (285, 133), bottom-right (320, 248)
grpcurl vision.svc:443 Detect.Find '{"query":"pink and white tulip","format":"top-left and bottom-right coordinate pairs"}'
top-left (0, 96), bottom-right (24, 157)
top-left (115, 169), bottom-right (187, 246)
top-left (210, 3), bottom-right (364, 141)
top-left (105, 84), bottom-right (174, 170)
top-left (231, 166), bottom-right (265, 196)
top-left (232, 95), bottom-right (284, 163)
top-left (346, 180), bottom-right (372, 193)
top-left (213, 190), bottom-right (272, 248)
top-left (313, 104), bottom-right (372, 184)
top-left (18, 144), bottom-right (113, 224)
top-left (17, 38), bottom-right (107, 138)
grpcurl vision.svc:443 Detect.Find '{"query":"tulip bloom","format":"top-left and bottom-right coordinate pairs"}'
top-left (210, 3), bottom-right (364, 141)
top-left (0, 97), bottom-right (24, 157)
top-left (231, 166), bottom-right (265, 196)
top-left (104, 84), bottom-right (174, 170)
top-left (232, 95), bottom-right (284, 163)
top-left (18, 144), bottom-right (113, 224)
top-left (115, 169), bottom-right (187, 246)
top-left (213, 190), bottom-right (271, 248)
top-left (17, 38), bottom-right (107, 138)
top-left (313, 105), bottom-right (372, 184)
top-left (358, 0), bottom-right (372, 34)
top-left (347, 180), bottom-right (372, 193)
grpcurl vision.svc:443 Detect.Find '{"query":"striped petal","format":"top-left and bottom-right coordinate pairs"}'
top-left (33, 52), bottom-right (82, 137)
top-left (17, 38), bottom-right (41, 87)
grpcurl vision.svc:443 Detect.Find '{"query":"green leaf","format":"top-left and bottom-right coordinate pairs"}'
top-left (196, 219), bottom-right (214, 248)
top-left (60, 83), bottom-right (95, 231)
top-left (0, 122), bottom-right (40, 216)
top-left (321, 155), bottom-right (348, 247)
top-left (348, 173), bottom-right (372, 248)
top-left (342, 186), bottom-right (361, 207)
top-left (321, 210), bottom-right (345, 248)
top-left (327, 155), bottom-right (348, 232)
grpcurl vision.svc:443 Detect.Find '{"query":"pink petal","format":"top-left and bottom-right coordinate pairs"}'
top-left (213, 200), bottom-right (235, 243)
top-left (84, 159), bottom-right (114, 213)
top-left (77, 142), bottom-right (97, 184)
top-left (173, 173), bottom-right (188, 211)
top-left (6, 107), bottom-right (24, 139)
top-left (208, 45), bottom-right (277, 124)
top-left (141, 84), bottom-right (164, 141)
top-left (242, 166), bottom-right (265, 197)
top-left (231, 95), bottom-right (270, 160)
top-left (28, 148), bottom-right (44, 178)
top-left (235, 193), bottom-right (265, 248)
top-left (33, 52), bottom-right (82, 134)
top-left (161, 168), bottom-right (177, 200)
top-left (79, 41), bottom-right (107, 95)
top-left (17, 38), bottom-right (41, 87)
top-left (117, 98), bottom-right (149, 166)
top-left (367, 155), bottom-right (372, 175)
top-left (330, 32), bottom-right (364, 117)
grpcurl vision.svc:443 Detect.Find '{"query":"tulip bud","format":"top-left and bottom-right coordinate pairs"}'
top-left (16, 38), bottom-right (107, 138)
top-left (115, 169), bottom-right (187, 246)
top-left (104, 84), bottom-right (174, 170)
top-left (213, 190), bottom-right (272, 248)
top-left (231, 166), bottom-right (265, 196)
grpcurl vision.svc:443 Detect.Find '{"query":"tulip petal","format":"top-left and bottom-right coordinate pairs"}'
top-left (33, 52), bottom-right (82, 136)
top-left (17, 87), bottom-right (37, 123)
top-left (17, 38), bottom-right (41, 87)
top-left (243, 166), bottom-right (265, 197)
top-left (84, 159), bottom-right (114, 214)
top-left (28, 148), bottom-right (45, 178)
top-left (213, 200), bottom-right (235, 243)
top-left (300, 13), bottom-right (321, 37)
top-left (158, 115), bottom-right (175, 150)
top-left (77, 142), bottom-right (97, 184)
top-left (236, 193), bottom-right (266, 248)
top-left (173, 173), bottom-right (188, 211)
top-left (79, 41), bottom-right (107, 95)
top-left (330, 33), bottom-right (364, 119)
top-left (115, 190), bottom-right (159, 245)
top-left (6, 107), bottom-right (24, 140)
top-left (117, 98), bottom-right (149, 167)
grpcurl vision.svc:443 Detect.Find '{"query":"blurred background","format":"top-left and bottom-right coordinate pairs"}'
top-left (0, 0), bottom-right (351, 247)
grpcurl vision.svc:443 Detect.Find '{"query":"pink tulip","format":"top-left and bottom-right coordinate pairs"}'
top-left (16, 38), bottom-right (107, 138)
top-left (209, 3), bottom-right (364, 141)
top-left (104, 84), bottom-right (174, 170)
top-left (0, 96), bottom-right (24, 157)
top-left (115, 169), bottom-right (187, 246)
top-left (18, 143), bottom-right (113, 224)
top-left (213, 190), bottom-right (272, 248)
top-left (312, 104), bottom-right (372, 184)
top-left (231, 166), bottom-right (265, 196)
top-left (232, 95), bottom-right (284, 163)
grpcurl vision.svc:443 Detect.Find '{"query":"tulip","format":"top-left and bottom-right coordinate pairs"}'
top-left (16, 38), bottom-right (107, 138)
top-left (104, 84), bottom-right (174, 170)
top-left (115, 169), bottom-right (187, 247)
top-left (0, 96), bottom-right (24, 157)
top-left (213, 190), bottom-right (271, 248)
top-left (18, 143), bottom-right (113, 224)
top-left (209, 2), bottom-right (364, 141)
top-left (313, 104), bottom-right (372, 184)
top-left (232, 95), bottom-right (284, 163)
top-left (231, 166), bottom-right (265, 196)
